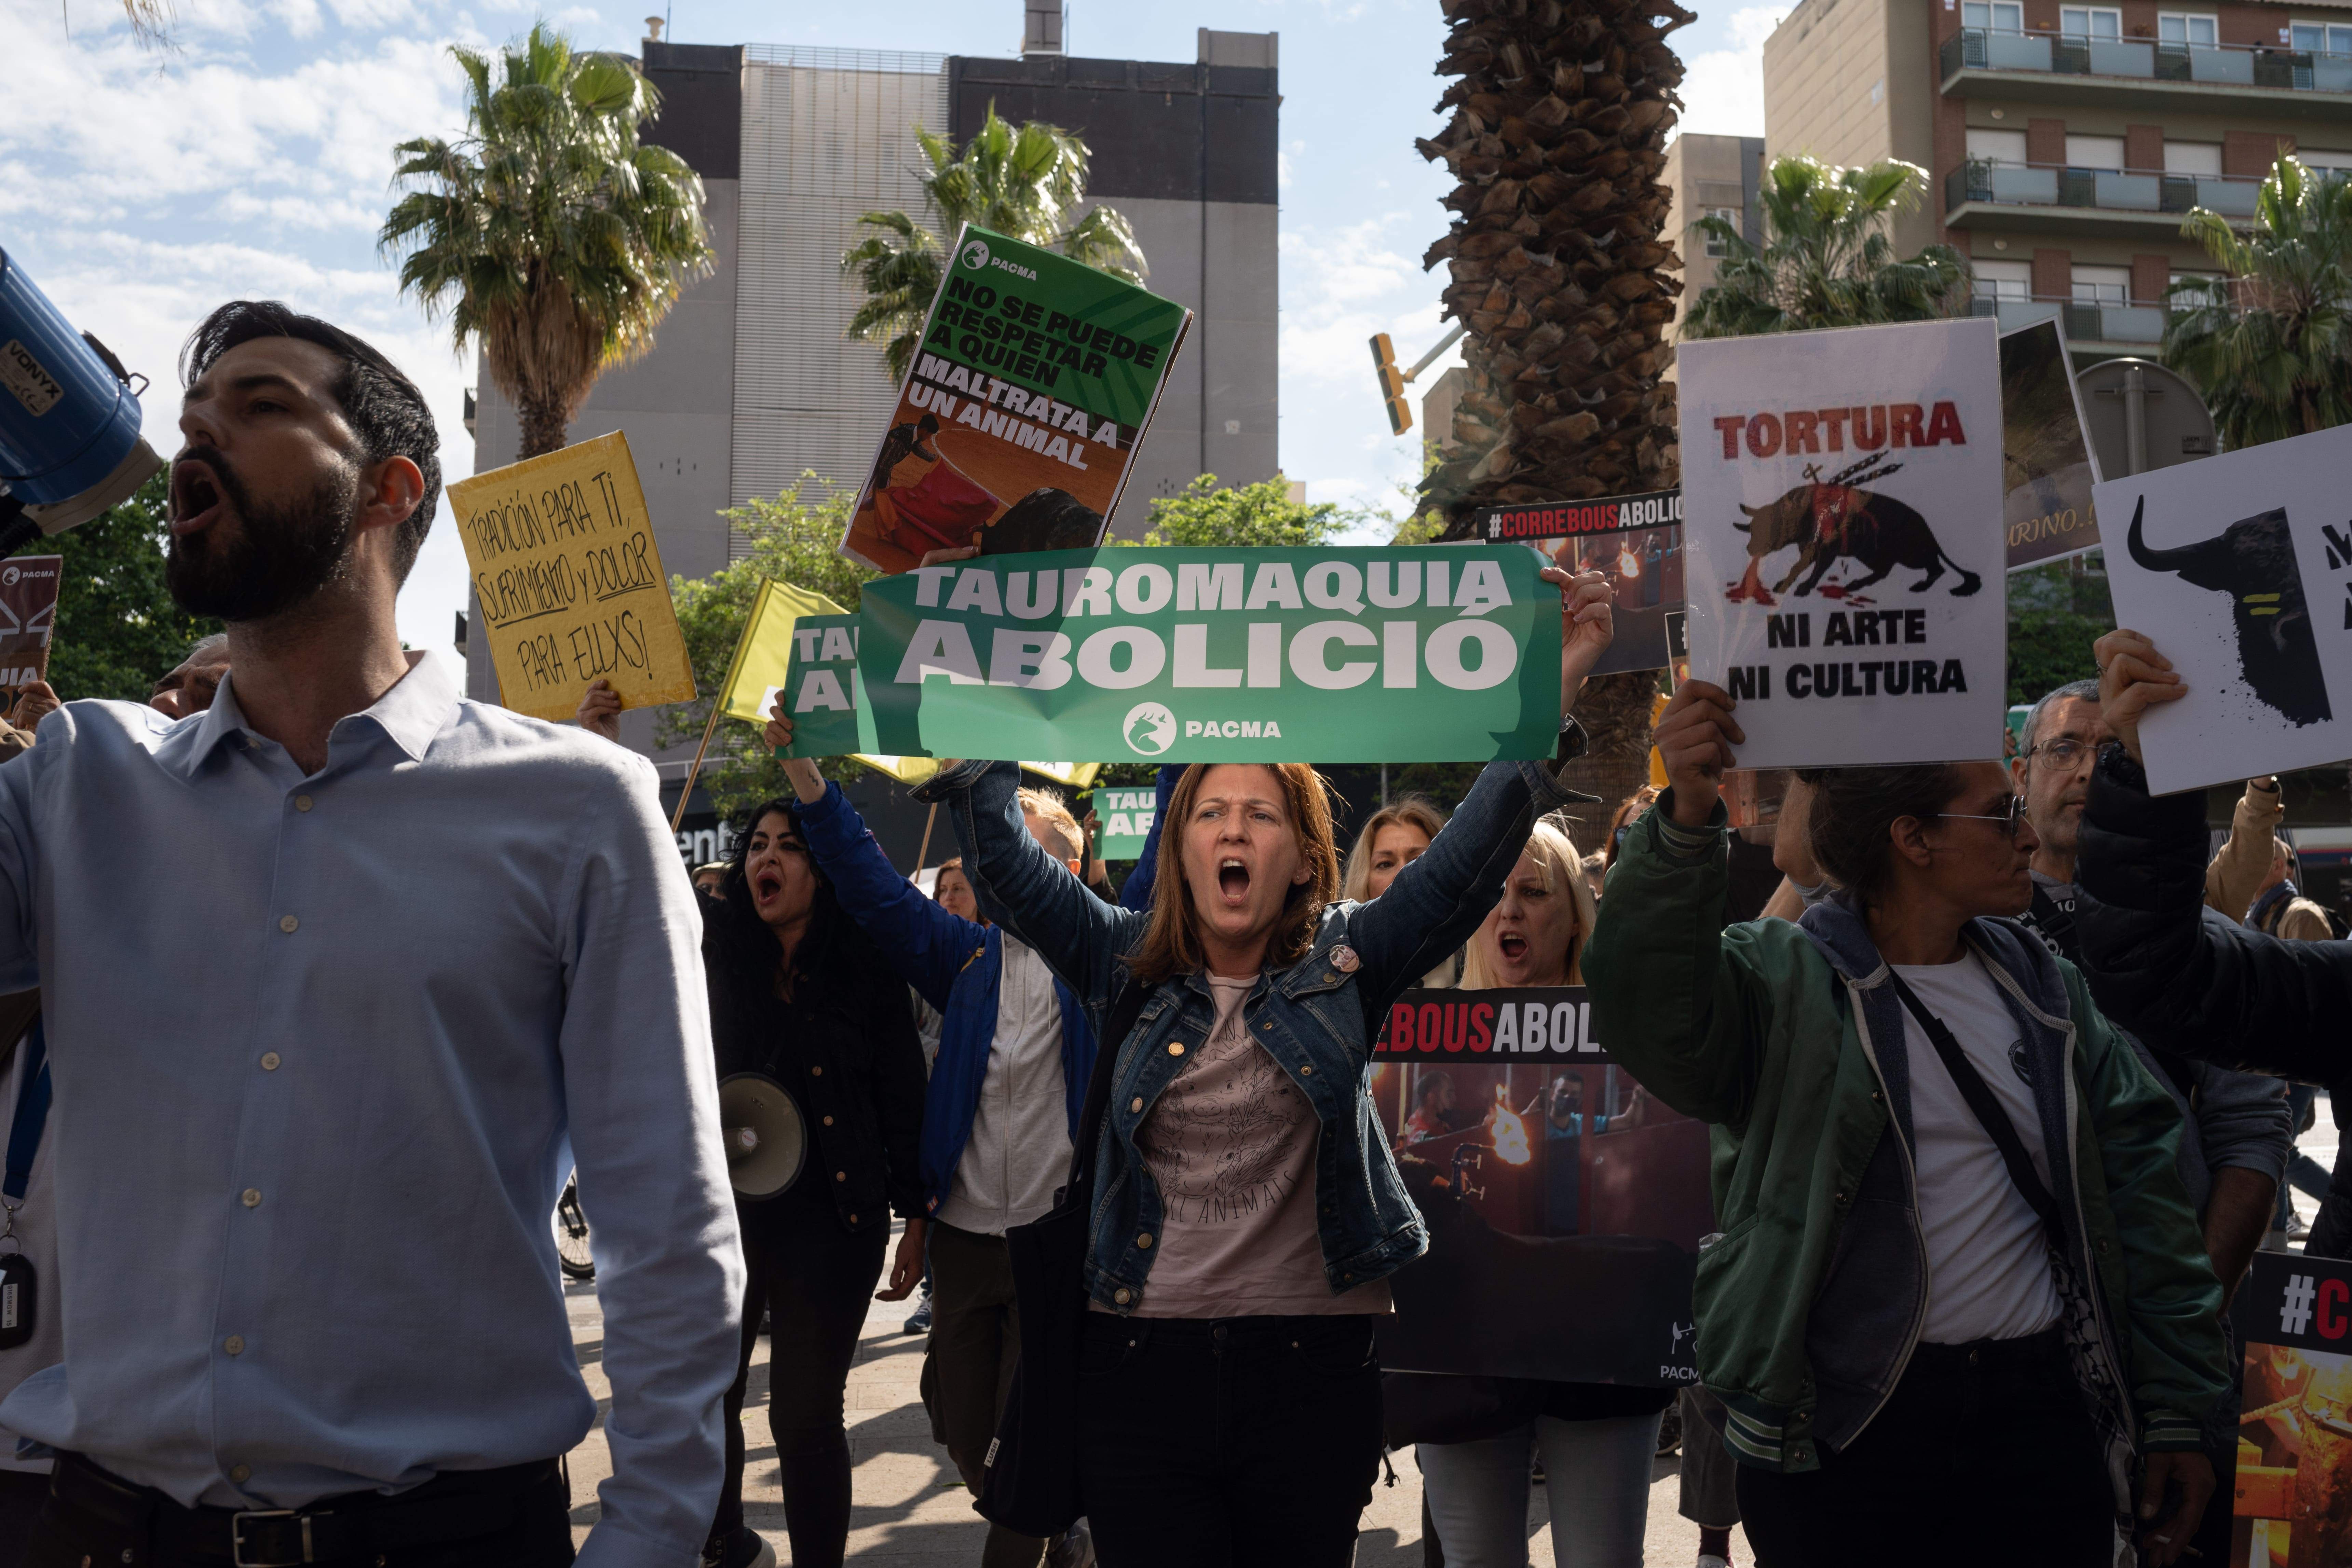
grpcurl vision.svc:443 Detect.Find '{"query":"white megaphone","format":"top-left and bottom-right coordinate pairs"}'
top-left (719, 1072), bottom-right (807, 1201)
top-left (0, 247), bottom-right (165, 560)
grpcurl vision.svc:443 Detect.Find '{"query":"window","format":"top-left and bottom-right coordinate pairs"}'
top-left (1967, 127), bottom-right (2029, 163)
top-left (2065, 134), bottom-right (2127, 168)
top-left (1963, 0), bottom-right (2025, 29)
top-left (2164, 140), bottom-right (2223, 175)
top-left (2170, 271), bottom-right (2226, 306)
top-left (2292, 21), bottom-right (2352, 54)
top-left (2158, 12), bottom-right (2219, 45)
top-left (2071, 264), bottom-right (2132, 305)
top-left (1701, 207), bottom-right (1739, 257)
top-left (2062, 6), bottom-right (2122, 39)
top-left (1974, 259), bottom-right (2033, 300)
top-left (2301, 148), bottom-right (2352, 175)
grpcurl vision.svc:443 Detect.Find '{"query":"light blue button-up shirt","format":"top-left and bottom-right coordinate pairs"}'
top-left (0, 653), bottom-right (744, 1568)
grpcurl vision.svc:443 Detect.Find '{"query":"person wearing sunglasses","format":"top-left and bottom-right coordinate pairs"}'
top-left (1581, 679), bottom-right (2228, 1568)
top-left (2011, 678), bottom-right (2289, 1567)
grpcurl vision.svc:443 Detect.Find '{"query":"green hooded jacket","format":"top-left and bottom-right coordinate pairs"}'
top-left (1584, 800), bottom-right (2227, 1485)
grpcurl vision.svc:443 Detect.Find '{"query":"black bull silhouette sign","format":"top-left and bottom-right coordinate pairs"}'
top-left (1727, 466), bottom-right (1983, 606)
top-left (2125, 496), bottom-right (2334, 728)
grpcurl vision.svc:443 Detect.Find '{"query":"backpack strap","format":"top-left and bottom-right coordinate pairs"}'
top-left (1886, 969), bottom-right (2067, 1252)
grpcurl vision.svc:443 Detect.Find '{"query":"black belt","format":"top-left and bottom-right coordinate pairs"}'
top-left (47, 1451), bottom-right (561, 1567)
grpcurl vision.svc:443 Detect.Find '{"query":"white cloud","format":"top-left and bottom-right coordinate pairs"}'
top-left (0, 3), bottom-right (492, 667)
top-left (1674, 5), bottom-right (1788, 140)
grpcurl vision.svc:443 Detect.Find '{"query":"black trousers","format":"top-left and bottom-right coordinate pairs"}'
top-left (1735, 1327), bottom-right (2116, 1568)
top-left (23, 1456), bottom-right (571, 1568)
top-left (1075, 1313), bottom-right (1384, 1568)
top-left (711, 1191), bottom-right (886, 1568)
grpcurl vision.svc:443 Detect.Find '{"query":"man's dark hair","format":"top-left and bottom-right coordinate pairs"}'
top-left (1807, 763), bottom-right (1968, 910)
top-left (1415, 1070), bottom-right (1453, 1108)
top-left (180, 302), bottom-right (441, 584)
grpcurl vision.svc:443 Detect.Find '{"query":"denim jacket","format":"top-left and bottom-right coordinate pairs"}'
top-left (914, 738), bottom-right (1594, 1314)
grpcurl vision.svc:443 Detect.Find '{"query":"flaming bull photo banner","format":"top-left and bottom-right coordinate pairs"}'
top-left (855, 545), bottom-right (1562, 764)
top-left (838, 224), bottom-right (1192, 575)
top-left (1678, 317), bottom-right (2008, 768)
top-left (1372, 987), bottom-right (1704, 1386)
top-left (2099, 422), bottom-right (2352, 797)
top-left (2230, 1251), bottom-right (2352, 1565)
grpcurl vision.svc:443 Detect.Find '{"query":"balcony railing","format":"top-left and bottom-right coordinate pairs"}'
top-left (1947, 158), bottom-right (2263, 219)
top-left (1967, 292), bottom-right (2167, 344)
top-left (1940, 25), bottom-right (2352, 93)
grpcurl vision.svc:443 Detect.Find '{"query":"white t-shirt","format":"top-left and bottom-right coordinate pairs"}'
top-left (1890, 955), bottom-right (2065, 1345)
top-left (936, 938), bottom-right (1072, 1236)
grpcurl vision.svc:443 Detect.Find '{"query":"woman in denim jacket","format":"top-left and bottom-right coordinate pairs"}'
top-left (785, 568), bottom-right (1612, 1567)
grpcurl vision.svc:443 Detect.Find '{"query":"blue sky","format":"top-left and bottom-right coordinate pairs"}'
top-left (0, 0), bottom-right (1784, 670)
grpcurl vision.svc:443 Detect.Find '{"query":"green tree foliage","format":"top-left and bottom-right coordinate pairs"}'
top-left (842, 105), bottom-right (1145, 383)
top-left (655, 477), bottom-right (874, 818)
top-left (2006, 558), bottom-right (2113, 707)
top-left (44, 472), bottom-right (222, 703)
top-left (1682, 156), bottom-right (1971, 339)
top-left (2164, 155), bottom-right (2352, 450)
top-left (1136, 474), bottom-right (1350, 549)
top-left (380, 24), bottom-right (714, 458)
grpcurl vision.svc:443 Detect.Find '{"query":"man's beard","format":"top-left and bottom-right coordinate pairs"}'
top-left (165, 448), bottom-right (361, 622)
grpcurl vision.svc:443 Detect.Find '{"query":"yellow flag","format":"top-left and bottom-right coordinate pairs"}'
top-left (719, 580), bottom-right (940, 785)
top-left (848, 754), bottom-right (941, 786)
top-left (1020, 762), bottom-right (1103, 789)
top-left (719, 578), bottom-right (846, 723)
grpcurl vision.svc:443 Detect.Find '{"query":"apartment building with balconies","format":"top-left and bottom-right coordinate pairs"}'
top-left (1764, 0), bottom-right (2352, 362)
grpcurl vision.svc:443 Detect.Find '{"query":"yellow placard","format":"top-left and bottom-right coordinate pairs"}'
top-left (446, 432), bottom-right (698, 723)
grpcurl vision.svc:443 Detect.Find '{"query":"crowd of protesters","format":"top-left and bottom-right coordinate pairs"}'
top-left (3, 294), bottom-right (2350, 1568)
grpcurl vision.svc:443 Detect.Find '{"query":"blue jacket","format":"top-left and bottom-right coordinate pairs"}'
top-left (914, 744), bottom-right (1593, 1313)
top-left (796, 782), bottom-right (1097, 1218)
top-left (1112, 765), bottom-right (1184, 914)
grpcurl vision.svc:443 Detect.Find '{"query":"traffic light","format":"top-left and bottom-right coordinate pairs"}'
top-left (1369, 333), bottom-right (1413, 436)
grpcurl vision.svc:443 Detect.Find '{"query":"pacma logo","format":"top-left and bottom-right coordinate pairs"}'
top-left (1185, 718), bottom-right (1284, 740)
top-left (959, 236), bottom-right (1038, 282)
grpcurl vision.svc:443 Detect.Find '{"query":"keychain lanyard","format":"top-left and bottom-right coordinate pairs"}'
top-left (3, 1018), bottom-right (49, 1216)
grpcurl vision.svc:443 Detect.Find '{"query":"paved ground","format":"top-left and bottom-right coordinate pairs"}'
top-left (559, 1235), bottom-right (1748, 1565)
top-left (559, 1099), bottom-right (2346, 1564)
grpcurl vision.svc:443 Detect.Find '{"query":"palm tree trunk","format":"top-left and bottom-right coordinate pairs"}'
top-left (1417, 0), bottom-right (1692, 760)
top-left (517, 397), bottom-right (570, 460)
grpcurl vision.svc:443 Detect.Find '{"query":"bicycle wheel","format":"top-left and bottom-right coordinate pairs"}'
top-left (554, 1174), bottom-right (595, 1282)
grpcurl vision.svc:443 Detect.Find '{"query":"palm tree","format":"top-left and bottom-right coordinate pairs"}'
top-left (379, 25), bottom-right (715, 459)
top-left (2164, 154), bottom-right (2352, 450)
top-left (1414, 0), bottom-right (1696, 776)
top-left (1681, 156), bottom-right (1970, 339)
top-left (842, 105), bottom-right (1145, 383)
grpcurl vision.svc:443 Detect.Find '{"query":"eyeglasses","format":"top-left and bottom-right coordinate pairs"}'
top-left (1937, 795), bottom-right (2029, 837)
top-left (2025, 737), bottom-right (2092, 770)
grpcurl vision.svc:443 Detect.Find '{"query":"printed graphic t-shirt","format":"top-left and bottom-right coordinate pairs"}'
top-left (1124, 973), bottom-right (1390, 1318)
top-left (1892, 954), bottom-right (2065, 1345)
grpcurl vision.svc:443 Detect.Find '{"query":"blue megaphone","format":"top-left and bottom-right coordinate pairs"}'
top-left (0, 247), bottom-right (164, 559)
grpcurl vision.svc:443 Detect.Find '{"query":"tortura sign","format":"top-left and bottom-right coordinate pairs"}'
top-left (855, 545), bottom-right (1563, 763)
top-left (1678, 317), bottom-right (2008, 768)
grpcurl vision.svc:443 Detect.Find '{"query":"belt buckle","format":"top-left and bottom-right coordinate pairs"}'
top-left (230, 1509), bottom-right (315, 1568)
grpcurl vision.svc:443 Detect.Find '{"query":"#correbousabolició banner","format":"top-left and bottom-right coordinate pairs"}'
top-left (855, 546), bottom-right (1563, 764)
top-left (1678, 316), bottom-right (2007, 769)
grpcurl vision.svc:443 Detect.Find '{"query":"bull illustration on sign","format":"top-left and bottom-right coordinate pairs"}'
top-left (2125, 496), bottom-right (2333, 727)
top-left (1727, 458), bottom-right (1983, 605)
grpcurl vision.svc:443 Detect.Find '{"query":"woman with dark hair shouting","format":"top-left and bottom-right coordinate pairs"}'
top-left (767, 568), bottom-right (1615, 1566)
top-left (1583, 680), bottom-right (2229, 1568)
top-left (699, 800), bottom-right (928, 1568)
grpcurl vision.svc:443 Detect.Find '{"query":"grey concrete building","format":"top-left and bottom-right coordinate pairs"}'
top-left (465, 21), bottom-right (1282, 835)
